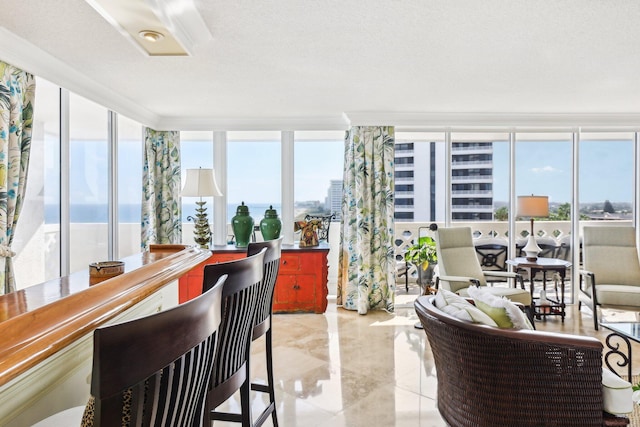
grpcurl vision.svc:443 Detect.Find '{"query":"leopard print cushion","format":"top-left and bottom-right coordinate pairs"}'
top-left (80, 389), bottom-right (132, 427)
top-left (80, 396), bottom-right (94, 427)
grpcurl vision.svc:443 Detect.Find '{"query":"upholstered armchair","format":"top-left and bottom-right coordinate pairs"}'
top-left (433, 225), bottom-right (534, 323)
top-left (580, 226), bottom-right (640, 330)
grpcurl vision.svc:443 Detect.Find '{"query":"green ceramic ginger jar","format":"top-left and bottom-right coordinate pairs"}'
top-left (260, 205), bottom-right (282, 241)
top-left (232, 202), bottom-right (254, 248)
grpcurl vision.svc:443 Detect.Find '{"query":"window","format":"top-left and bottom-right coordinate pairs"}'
top-left (180, 131), bottom-right (214, 246)
top-left (515, 133), bottom-right (572, 238)
top-left (69, 93), bottom-right (108, 273)
top-left (395, 157), bottom-right (414, 165)
top-left (13, 77), bottom-right (61, 288)
top-left (294, 131), bottom-right (344, 220)
top-left (451, 133), bottom-right (507, 224)
top-left (395, 170), bottom-right (414, 179)
top-left (394, 132), bottom-right (445, 222)
top-left (228, 131), bottom-right (281, 224)
top-left (395, 184), bottom-right (414, 192)
top-left (579, 132), bottom-right (634, 224)
top-left (117, 116), bottom-right (143, 258)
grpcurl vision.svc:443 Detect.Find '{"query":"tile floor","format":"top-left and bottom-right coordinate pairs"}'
top-left (215, 286), bottom-right (640, 427)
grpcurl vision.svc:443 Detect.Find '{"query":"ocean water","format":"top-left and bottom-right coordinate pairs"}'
top-left (45, 203), bottom-right (283, 224)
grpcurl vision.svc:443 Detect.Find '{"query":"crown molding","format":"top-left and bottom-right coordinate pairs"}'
top-left (0, 27), bottom-right (160, 128)
top-left (344, 112), bottom-right (640, 131)
top-left (154, 115), bottom-right (350, 131)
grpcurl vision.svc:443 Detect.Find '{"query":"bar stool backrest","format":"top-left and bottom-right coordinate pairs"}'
top-left (90, 275), bottom-right (225, 426)
top-left (203, 248), bottom-right (266, 410)
top-left (247, 238), bottom-right (283, 339)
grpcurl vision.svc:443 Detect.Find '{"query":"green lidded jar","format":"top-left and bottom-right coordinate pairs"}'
top-left (260, 205), bottom-right (282, 241)
top-left (231, 202), bottom-right (254, 248)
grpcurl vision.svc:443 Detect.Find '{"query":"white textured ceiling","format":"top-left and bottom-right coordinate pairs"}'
top-left (2, 0), bottom-right (640, 130)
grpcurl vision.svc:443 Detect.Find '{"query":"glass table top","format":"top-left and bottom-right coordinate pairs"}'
top-left (600, 322), bottom-right (640, 343)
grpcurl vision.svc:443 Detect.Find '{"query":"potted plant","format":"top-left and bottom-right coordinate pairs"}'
top-left (404, 236), bottom-right (438, 288)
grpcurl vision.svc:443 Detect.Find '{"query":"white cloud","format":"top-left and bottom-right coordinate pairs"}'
top-left (531, 165), bottom-right (560, 173)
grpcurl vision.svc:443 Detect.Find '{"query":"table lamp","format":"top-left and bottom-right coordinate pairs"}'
top-left (182, 168), bottom-right (223, 248)
top-left (517, 195), bottom-right (549, 261)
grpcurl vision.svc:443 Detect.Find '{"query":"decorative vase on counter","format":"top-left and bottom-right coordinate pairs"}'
top-left (260, 205), bottom-right (282, 240)
top-left (232, 202), bottom-right (254, 248)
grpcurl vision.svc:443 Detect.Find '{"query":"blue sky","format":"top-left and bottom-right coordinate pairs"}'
top-left (493, 139), bottom-right (634, 204)
top-left (54, 137), bottom-right (634, 208)
top-left (183, 139), bottom-right (344, 205)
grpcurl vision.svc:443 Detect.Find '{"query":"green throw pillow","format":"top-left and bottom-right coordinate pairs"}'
top-left (467, 286), bottom-right (532, 330)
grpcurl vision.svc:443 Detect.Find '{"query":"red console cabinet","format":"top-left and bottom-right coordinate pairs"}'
top-left (178, 244), bottom-right (329, 313)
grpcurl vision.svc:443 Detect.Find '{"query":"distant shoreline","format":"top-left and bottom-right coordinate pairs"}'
top-left (44, 202), bottom-right (335, 224)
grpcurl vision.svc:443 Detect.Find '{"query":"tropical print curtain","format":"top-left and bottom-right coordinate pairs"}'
top-left (141, 128), bottom-right (181, 250)
top-left (0, 62), bottom-right (35, 295)
top-left (337, 126), bottom-right (395, 314)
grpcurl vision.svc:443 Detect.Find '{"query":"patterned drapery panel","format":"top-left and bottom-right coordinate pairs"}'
top-left (0, 62), bottom-right (35, 295)
top-left (141, 128), bottom-right (181, 250)
top-left (337, 126), bottom-right (395, 314)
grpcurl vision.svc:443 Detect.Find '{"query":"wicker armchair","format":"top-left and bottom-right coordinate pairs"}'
top-left (414, 295), bottom-right (623, 427)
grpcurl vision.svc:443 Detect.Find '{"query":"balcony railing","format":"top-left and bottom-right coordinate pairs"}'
top-left (451, 175), bottom-right (493, 181)
top-left (451, 190), bottom-right (492, 195)
top-left (451, 160), bottom-right (493, 167)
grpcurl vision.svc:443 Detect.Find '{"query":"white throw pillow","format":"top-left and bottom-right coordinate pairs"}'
top-left (434, 288), bottom-right (468, 308)
top-left (602, 368), bottom-right (633, 415)
top-left (434, 289), bottom-right (498, 327)
top-left (467, 286), bottom-right (532, 330)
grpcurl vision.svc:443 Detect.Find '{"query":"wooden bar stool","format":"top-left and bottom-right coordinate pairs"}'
top-left (203, 248), bottom-right (266, 426)
top-left (247, 238), bottom-right (283, 427)
top-left (34, 275), bottom-right (226, 426)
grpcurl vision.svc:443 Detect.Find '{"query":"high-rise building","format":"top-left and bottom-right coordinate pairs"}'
top-left (393, 140), bottom-right (493, 222)
top-left (451, 142), bottom-right (494, 221)
top-left (325, 179), bottom-right (343, 220)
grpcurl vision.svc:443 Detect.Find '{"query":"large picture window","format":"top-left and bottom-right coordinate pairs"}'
top-left (69, 93), bottom-right (109, 273)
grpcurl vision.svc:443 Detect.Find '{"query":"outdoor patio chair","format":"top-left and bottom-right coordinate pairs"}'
top-left (433, 225), bottom-right (534, 324)
top-left (473, 236), bottom-right (509, 285)
top-left (580, 226), bottom-right (640, 330)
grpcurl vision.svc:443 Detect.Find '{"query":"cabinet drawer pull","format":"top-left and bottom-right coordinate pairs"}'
top-left (292, 284), bottom-right (300, 290)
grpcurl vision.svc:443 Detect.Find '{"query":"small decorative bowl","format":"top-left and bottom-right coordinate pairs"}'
top-left (89, 261), bottom-right (125, 284)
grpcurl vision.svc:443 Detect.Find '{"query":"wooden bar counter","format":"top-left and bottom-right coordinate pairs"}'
top-left (0, 245), bottom-right (211, 426)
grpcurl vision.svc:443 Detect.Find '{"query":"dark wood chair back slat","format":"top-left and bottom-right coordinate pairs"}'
top-left (247, 238), bottom-right (282, 338)
top-left (202, 249), bottom-right (266, 414)
top-left (90, 275), bottom-right (225, 426)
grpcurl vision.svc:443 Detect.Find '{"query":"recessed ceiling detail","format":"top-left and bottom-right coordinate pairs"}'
top-left (84, 0), bottom-right (211, 56)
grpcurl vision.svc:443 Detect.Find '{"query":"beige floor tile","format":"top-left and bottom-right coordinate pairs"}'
top-left (212, 288), bottom-right (640, 426)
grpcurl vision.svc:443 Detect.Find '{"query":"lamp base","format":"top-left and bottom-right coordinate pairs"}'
top-left (187, 201), bottom-right (212, 249)
top-left (523, 234), bottom-right (541, 262)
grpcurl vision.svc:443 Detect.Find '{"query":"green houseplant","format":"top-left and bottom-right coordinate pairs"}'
top-left (404, 236), bottom-right (438, 287)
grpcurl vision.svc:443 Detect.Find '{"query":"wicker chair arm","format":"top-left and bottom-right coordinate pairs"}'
top-left (417, 295), bottom-right (601, 348)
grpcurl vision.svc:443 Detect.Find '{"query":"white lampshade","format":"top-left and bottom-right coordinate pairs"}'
top-left (182, 168), bottom-right (223, 197)
top-left (517, 195), bottom-right (549, 218)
